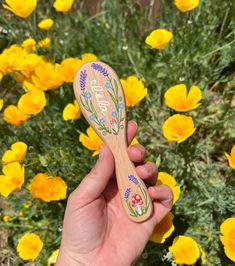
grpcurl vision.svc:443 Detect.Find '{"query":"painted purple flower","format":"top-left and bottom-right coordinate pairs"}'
top-left (80, 70), bottom-right (87, 90)
top-left (91, 63), bottom-right (109, 77)
top-left (124, 188), bottom-right (131, 200)
top-left (128, 175), bottom-right (139, 185)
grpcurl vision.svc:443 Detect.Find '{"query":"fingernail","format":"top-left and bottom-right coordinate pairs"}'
top-left (99, 145), bottom-right (105, 160)
top-left (130, 120), bottom-right (138, 127)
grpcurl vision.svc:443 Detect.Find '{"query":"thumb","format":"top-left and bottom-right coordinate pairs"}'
top-left (70, 144), bottom-right (115, 207)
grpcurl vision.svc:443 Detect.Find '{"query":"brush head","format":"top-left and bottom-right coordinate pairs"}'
top-left (73, 61), bottom-right (127, 147)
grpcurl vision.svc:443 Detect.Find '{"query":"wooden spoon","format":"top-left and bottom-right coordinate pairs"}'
top-left (73, 61), bottom-right (153, 222)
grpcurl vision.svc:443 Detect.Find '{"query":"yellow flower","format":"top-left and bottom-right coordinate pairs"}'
top-left (164, 84), bottom-right (202, 112)
top-left (220, 217), bottom-right (235, 262)
top-left (38, 37), bottom-right (51, 49)
top-left (63, 100), bottom-right (81, 121)
top-left (28, 173), bottom-right (67, 202)
top-left (38, 18), bottom-right (54, 30)
top-left (0, 98), bottom-right (3, 111)
top-left (59, 58), bottom-right (83, 83)
top-left (169, 235), bottom-right (200, 265)
top-left (162, 114), bottom-right (196, 143)
top-left (150, 212), bottom-right (175, 243)
top-left (48, 249), bottom-right (59, 266)
top-left (80, 126), bottom-right (139, 156)
top-left (2, 141), bottom-right (27, 164)
top-left (19, 53), bottom-right (45, 79)
top-left (23, 201), bottom-right (32, 208)
top-left (157, 172), bottom-right (180, 204)
top-left (120, 76), bottom-right (147, 107)
top-left (0, 72), bottom-right (3, 81)
top-left (16, 233), bottom-right (43, 261)
top-left (53, 0), bottom-right (74, 12)
top-left (22, 38), bottom-right (36, 53)
top-left (175, 0), bottom-right (199, 12)
top-left (2, 0), bottom-right (37, 18)
top-left (31, 62), bottom-right (63, 91)
top-left (18, 90), bottom-right (47, 115)
top-left (3, 105), bottom-right (28, 126)
top-left (0, 162), bottom-right (25, 197)
top-left (145, 29), bottom-right (173, 49)
top-left (81, 53), bottom-right (98, 63)
top-left (225, 144), bottom-right (235, 170)
top-left (0, 45), bottom-right (28, 75)
top-left (3, 215), bottom-right (13, 222)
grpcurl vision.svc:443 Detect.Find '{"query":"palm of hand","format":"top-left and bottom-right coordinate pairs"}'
top-left (57, 122), bottom-right (173, 266)
top-left (62, 179), bottom-right (171, 266)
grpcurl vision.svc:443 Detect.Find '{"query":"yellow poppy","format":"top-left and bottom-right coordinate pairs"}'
top-left (28, 173), bottom-right (67, 202)
top-left (48, 249), bottom-right (59, 266)
top-left (53, 0), bottom-right (74, 12)
top-left (38, 37), bottom-right (51, 49)
top-left (3, 105), bottom-right (28, 126)
top-left (157, 172), bottom-right (180, 204)
top-left (21, 38), bottom-right (36, 53)
top-left (18, 90), bottom-right (47, 115)
top-left (81, 53), bottom-right (98, 63)
top-left (0, 162), bottom-right (25, 197)
top-left (162, 114), bottom-right (196, 143)
top-left (225, 144), bottom-right (235, 170)
top-left (38, 18), bottom-right (54, 30)
top-left (120, 76), bottom-right (147, 107)
top-left (31, 62), bottom-right (63, 91)
top-left (220, 217), bottom-right (235, 262)
top-left (59, 58), bottom-right (83, 83)
top-left (175, 0), bottom-right (199, 12)
top-left (145, 29), bottom-right (173, 49)
top-left (169, 235), bottom-right (200, 265)
top-left (150, 212), bottom-right (175, 243)
top-left (63, 100), bottom-right (81, 121)
top-left (3, 0), bottom-right (37, 18)
top-left (164, 84), bottom-right (202, 112)
top-left (0, 98), bottom-right (3, 111)
top-left (16, 233), bottom-right (43, 261)
top-left (2, 141), bottom-right (27, 164)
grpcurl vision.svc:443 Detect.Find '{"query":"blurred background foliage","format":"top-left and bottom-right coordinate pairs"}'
top-left (0, 0), bottom-right (235, 265)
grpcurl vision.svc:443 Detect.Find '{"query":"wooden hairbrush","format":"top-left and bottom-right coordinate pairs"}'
top-left (73, 61), bottom-right (153, 222)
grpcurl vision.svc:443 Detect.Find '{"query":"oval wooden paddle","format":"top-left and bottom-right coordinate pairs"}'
top-left (73, 61), bottom-right (153, 222)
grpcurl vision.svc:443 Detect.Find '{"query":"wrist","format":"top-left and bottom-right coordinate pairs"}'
top-left (56, 247), bottom-right (88, 266)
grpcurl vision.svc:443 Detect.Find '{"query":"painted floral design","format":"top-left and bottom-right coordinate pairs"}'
top-left (124, 174), bottom-right (150, 218)
top-left (79, 63), bottom-right (125, 136)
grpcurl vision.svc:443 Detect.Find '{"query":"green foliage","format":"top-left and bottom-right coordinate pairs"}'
top-left (0, 0), bottom-right (235, 265)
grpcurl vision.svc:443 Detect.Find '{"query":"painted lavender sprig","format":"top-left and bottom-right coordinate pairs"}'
top-left (91, 63), bottom-right (109, 77)
top-left (124, 188), bottom-right (131, 200)
top-left (80, 70), bottom-right (87, 90)
top-left (128, 175), bottom-right (139, 185)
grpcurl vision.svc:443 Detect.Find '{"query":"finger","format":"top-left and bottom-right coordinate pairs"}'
top-left (140, 185), bottom-right (173, 233)
top-left (127, 144), bottom-right (145, 163)
top-left (68, 144), bottom-right (114, 207)
top-left (127, 120), bottom-right (138, 145)
top-left (135, 162), bottom-right (157, 185)
top-left (148, 185), bottom-right (173, 209)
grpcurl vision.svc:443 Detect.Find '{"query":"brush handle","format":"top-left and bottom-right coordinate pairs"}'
top-left (114, 146), bottom-right (153, 222)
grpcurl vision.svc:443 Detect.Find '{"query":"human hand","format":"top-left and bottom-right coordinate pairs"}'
top-left (56, 121), bottom-right (173, 266)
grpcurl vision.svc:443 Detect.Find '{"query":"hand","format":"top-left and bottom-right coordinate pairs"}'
top-left (56, 121), bottom-right (173, 266)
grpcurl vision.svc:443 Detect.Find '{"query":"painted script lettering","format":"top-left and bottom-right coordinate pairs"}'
top-left (91, 80), bottom-right (110, 115)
